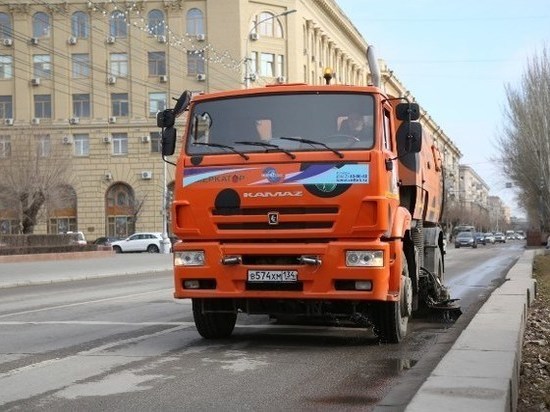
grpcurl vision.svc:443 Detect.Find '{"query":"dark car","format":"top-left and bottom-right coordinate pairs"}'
top-left (475, 232), bottom-right (486, 245)
top-left (455, 231), bottom-right (477, 248)
top-left (93, 236), bottom-right (121, 246)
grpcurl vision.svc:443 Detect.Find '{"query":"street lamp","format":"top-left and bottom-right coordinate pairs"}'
top-left (244, 9), bottom-right (296, 88)
top-left (161, 156), bottom-right (171, 253)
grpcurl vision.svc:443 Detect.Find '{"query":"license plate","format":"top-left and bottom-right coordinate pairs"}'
top-left (247, 270), bottom-right (298, 282)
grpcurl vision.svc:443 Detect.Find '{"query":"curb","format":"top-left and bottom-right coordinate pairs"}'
top-left (405, 249), bottom-right (538, 412)
top-left (0, 267), bottom-right (172, 289)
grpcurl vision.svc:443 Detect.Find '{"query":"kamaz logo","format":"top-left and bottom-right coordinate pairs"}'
top-left (243, 191), bottom-right (303, 198)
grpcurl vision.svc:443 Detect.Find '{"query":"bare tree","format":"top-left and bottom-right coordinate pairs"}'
top-left (497, 46), bottom-right (550, 230)
top-left (0, 131), bottom-right (73, 234)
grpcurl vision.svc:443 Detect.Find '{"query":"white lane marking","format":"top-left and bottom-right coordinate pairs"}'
top-left (0, 288), bottom-right (174, 319)
top-left (0, 321), bottom-right (194, 326)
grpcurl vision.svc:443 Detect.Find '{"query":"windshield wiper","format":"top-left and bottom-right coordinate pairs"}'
top-left (279, 137), bottom-right (343, 158)
top-left (192, 142), bottom-right (249, 160)
top-left (234, 141), bottom-right (296, 159)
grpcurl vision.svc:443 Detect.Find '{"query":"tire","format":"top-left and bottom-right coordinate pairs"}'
top-left (113, 245), bottom-right (122, 253)
top-left (147, 244), bottom-right (159, 253)
top-left (192, 298), bottom-right (237, 339)
top-left (373, 254), bottom-right (410, 343)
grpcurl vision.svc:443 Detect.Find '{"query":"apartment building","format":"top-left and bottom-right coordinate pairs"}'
top-left (0, 0), bottom-right (459, 240)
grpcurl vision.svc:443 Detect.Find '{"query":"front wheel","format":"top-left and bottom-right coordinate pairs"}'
top-left (112, 245), bottom-right (122, 253)
top-left (373, 255), bottom-right (411, 343)
top-left (192, 298), bottom-right (237, 339)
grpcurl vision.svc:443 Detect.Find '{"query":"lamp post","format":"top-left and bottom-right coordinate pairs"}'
top-left (244, 9), bottom-right (296, 88)
top-left (161, 158), bottom-right (170, 253)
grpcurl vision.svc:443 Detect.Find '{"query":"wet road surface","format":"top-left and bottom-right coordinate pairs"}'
top-left (0, 242), bottom-right (524, 410)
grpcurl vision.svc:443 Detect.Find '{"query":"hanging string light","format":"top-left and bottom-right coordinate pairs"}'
top-left (84, 0), bottom-right (243, 71)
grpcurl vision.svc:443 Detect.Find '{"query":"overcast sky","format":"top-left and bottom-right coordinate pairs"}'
top-left (335, 0), bottom-right (550, 217)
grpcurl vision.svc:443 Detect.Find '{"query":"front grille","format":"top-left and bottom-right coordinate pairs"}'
top-left (213, 206), bottom-right (338, 216)
top-left (214, 206), bottom-right (339, 232)
top-left (218, 222), bottom-right (333, 230)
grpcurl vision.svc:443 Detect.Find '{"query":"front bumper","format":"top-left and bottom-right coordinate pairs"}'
top-left (172, 240), bottom-right (396, 302)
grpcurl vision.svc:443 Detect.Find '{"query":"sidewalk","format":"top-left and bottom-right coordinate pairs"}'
top-left (402, 249), bottom-right (538, 412)
top-left (0, 252), bottom-right (173, 288)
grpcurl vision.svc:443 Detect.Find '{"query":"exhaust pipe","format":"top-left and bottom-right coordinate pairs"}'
top-left (366, 46), bottom-right (381, 87)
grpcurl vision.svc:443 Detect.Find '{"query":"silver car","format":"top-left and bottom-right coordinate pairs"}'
top-left (455, 231), bottom-right (477, 248)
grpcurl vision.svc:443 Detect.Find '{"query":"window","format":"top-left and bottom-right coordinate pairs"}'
top-left (383, 109), bottom-right (392, 151)
top-left (72, 53), bottom-right (90, 78)
top-left (0, 55), bottom-right (13, 79)
top-left (186, 8), bottom-right (204, 36)
top-left (112, 133), bottom-right (128, 155)
top-left (73, 133), bottom-right (89, 156)
top-left (32, 12), bottom-right (50, 38)
top-left (149, 92), bottom-right (167, 116)
top-left (111, 93), bottom-right (129, 117)
top-left (73, 94), bottom-right (90, 118)
top-left (71, 11), bottom-right (89, 38)
top-left (0, 135), bottom-right (10, 158)
top-left (36, 134), bottom-right (51, 157)
top-left (110, 11), bottom-right (127, 38)
top-left (0, 13), bottom-right (12, 39)
top-left (151, 132), bottom-right (161, 153)
top-left (110, 53), bottom-right (128, 77)
top-left (187, 50), bottom-right (204, 75)
top-left (147, 9), bottom-right (165, 36)
top-left (49, 218), bottom-right (77, 234)
top-left (33, 54), bottom-right (52, 78)
top-left (253, 12), bottom-right (283, 38)
top-left (260, 53), bottom-right (274, 77)
top-left (148, 52), bottom-right (166, 76)
top-left (0, 95), bottom-right (12, 118)
top-left (0, 220), bottom-right (18, 234)
top-left (276, 55), bottom-right (284, 77)
top-left (34, 94), bottom-right (51, 118)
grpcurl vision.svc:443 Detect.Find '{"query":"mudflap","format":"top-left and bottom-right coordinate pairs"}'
top-left (417, 267), bottom-right (462, 322)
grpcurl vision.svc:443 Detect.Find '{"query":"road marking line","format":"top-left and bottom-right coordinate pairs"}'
top-left (0, 321), bottom-right (193, 326)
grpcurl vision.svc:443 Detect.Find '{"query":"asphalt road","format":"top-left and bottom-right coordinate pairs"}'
top-left (0, 242), bottom-right (525, 411)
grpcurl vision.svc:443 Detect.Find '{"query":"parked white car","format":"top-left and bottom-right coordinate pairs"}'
top-left (110, 232), bottom-right (167, 253)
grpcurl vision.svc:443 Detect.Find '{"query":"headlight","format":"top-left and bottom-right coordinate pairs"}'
top-left (346, 250), bottom-right (383, 267)
top-left (174, 251), bottom-right (205, 266)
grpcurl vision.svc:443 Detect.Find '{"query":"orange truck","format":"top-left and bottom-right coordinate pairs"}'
top-left (157, 47), bottom-right (454, 343)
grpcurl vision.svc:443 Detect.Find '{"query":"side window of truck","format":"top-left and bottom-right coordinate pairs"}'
top-left (383, 109), bottom-right (393, 151)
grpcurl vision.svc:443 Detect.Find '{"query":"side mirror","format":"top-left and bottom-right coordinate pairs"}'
top-left (162, 127), bottom-right (177, 156)
top-left (396, 103), bottom-right (420, 121)
top-left (157, 109), bottom-right (175, 128)
top-left (396, 121), bottom-right (422, 155)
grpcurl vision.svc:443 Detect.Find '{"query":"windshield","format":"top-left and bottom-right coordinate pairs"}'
top-left (186, 93), bottom-right (375, 155)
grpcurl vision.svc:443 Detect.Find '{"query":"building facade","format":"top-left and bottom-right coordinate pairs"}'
top-left (0, 0), bottom-right (460, 240)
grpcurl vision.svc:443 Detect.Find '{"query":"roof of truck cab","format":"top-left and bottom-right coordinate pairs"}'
top-left (190, 84), bottom-right (386, 102)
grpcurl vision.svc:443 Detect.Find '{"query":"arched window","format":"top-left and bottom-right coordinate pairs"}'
top-left (253, 12), bottom-right (283, 38)
top-left (47, 185), bottom-right (78, 234)
top-left (32, 12), bottom-right (51, 38)
top-left (147, 9), bottom-right (165, 36)
top-left (110, 10), bottom-right (127, 38)
top-left (105, 183), bottom-right (135, 237)
top-left (186, 8), bottom-right (204, 36)
top-left (71, 11), bottom-right (89, 38)
top-left (0, 13), bottom-right (12, 39)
